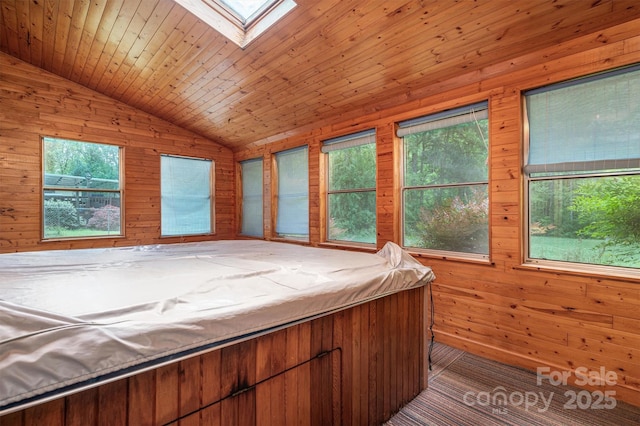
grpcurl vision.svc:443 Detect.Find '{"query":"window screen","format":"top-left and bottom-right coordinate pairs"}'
top-left (42, 137), bottom-right (122, 240)
top-left (524, 64), bottom-right (640, 270)
top-left (399, 102), bottom-right (489, 256)
top-left (322, 129), bottom-right (376, 244)
top-left (525, 64), bottom-right (640, 174)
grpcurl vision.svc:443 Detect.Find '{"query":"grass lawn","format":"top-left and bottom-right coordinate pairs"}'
top-left (530, 236), bottom-right (640, 268)
top-left (44, 228), bottom-right (121, 238)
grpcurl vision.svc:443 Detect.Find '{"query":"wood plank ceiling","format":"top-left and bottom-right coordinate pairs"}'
top-left (1, 0), bottom-right (639, 151)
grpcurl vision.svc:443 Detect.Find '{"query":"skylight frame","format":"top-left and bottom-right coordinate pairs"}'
top-left (217, 0), bottom-right (274, 26)
top-left (173, 0), bottom-right (296, 49)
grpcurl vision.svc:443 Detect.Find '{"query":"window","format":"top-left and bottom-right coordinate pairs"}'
top-left (43, 137), bottom-right (122, 239)
top-left (161, 155), bottom-right (214, 236)
top-left (274, 146), bottom-right (308, 239)
top-left (172, 0), bottom-right (296, 48)
top-left (524, 64), bottom-right (640, 271)
top-left (322, 129), bottom-right (376, 244)
top-left (399, 102), bottom-right (489, 257)
top-left (240, 158), bottom-right (264, 237)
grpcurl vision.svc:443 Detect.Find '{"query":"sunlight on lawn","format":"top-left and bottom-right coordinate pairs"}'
top-left (530, 236), bottom-right (640, 268)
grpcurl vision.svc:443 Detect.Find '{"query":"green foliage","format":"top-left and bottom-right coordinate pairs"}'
top-left (327, 144), bottom-right (376, 242)
top-left (417, 187), bottom-right (488, 253)
top-left (44, 199), bottom-right (81, 230)
top-left (404, 122), bottom-right (488, 187)
top-left (528, 179), bottom-right (582, 237)
top-left (570, 176), bottom-right (640, 243)
top-left (44, 138), bottom-right (119, 180)
top-left (403, 118), bottom-right (489, 253)
top-left (528, 175), bottom-right (640, 267)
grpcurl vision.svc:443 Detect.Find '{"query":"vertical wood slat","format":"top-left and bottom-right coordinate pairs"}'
top-left (0, 287), bottom-right (426, 426)
top-left (199, 350), bottom-right (221, 426)
top-left (359, 304), bottom-right (370, 426)
top-left (0, 411), bottom-right (22, 426)
top-left (23, 399), bottom-right (64, 426)
top-left (220, 344), bottom-right (240, 425)
top-left (97, 380), bottom-right (127, 426)
top-left (65, 387), bottom-right (97, 426)
top-left (178, 357), bottom-right (201, 426)
top-left (155, 364), bottom-right (179, 425)
top-left (128, 370), bottom-right (156, 426)
top-left (269, 330), bottom-right (286, 426)
top-left (284, 325), bottom-right (299, 425)
top-left (297, 321), bottom-right (312, 426)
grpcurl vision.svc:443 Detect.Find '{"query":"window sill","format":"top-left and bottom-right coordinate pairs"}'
top-left (269, 237), bottom-right (310, 246)
top-left (42, 235), bottom-right (125, 242)
top-left (405, 249), bottom-right (494, 266)
top-left (319, 241), bottom-right (377, 253)
top-left (515, 261), bottom-right (640, 284)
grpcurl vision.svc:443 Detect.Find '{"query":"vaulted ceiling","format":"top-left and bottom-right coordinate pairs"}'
top-left (1, 0), bottom-right (639, 151)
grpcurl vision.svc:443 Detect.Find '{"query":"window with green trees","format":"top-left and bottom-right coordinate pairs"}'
top-left (525, 64), bottom-right (640, 271)
top-left (43, 137), bottom-right (122, 239)
top-left (322, 129), bottom-right (376, 244)
top-left (399, 102), bottom-right (489, 257)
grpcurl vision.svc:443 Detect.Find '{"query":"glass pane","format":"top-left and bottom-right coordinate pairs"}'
top-left (529, 175), bottom-right (640, 268)
top-left (43, 138), bottom-right (120, 189)
top-left (220, 0), bottom-right (274, 20)
top-left (241, 159), bottom-right (263, 237)
top-left (404, 185), bottom-right (488, 254)
top-left (44, 191), bottom-right (121, 238)
top-left (328, 191), bottom-right (376, 244)
top-left (327, 143), bottom-right (376, 191)
top-left (276, 147), bottom-right (308, 237)
top-left (526, 66), bottom-right (640, 170)
top-left (161, 156), bottom-right (213, 236)
top-left (404, 120), bottom-right (488, 187)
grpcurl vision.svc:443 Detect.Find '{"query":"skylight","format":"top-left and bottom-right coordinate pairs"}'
top-left (173, 0), bottom-right (296, 49)
top-left (220, 0), bottom-right (271, 22)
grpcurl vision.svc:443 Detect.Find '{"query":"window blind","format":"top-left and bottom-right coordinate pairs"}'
top-left (240, 158), bottom-right (264, 237)
top-left (397, 102), bottom-right (488, 138)
top-left (275, 146), bottom-right (309, 236)
top-left (524, 64), bottom-right (640, 174)
top-left (321, 128), bottom-right (376, 153)
top-left (161, 155), bottom-right (213, 236)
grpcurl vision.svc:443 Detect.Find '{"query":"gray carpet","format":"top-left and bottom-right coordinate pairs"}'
top-left (386, 343), bottom-right (640, 425)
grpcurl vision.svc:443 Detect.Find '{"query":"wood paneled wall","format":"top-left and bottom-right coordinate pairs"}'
top-left (0, 52), bottom-right (234, 252)
top-left (235, 18), bottom-right (640, 406)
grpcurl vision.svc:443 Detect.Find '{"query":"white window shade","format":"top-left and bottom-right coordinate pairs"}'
top-left (397, 102), bottom-right (488, 138)
top-left (525, 64), bottom-right (640, 174)
top-left (321, 129), bottom-right (376, 153)
top-left (161, 155), bottom-right (214, 236)
top-left (240, 158), bottom-right (264, 237)
top-left (275, 146), bottom-right (308, 237)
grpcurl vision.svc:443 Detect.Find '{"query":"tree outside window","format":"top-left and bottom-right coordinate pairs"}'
top-left (42, 137), bottom-right (122, 239)
top-left (525, 64), bottom-right (640, 271)
top-left (400, 102), bottom-right (489, 257)
top-left (323, 129), bottom-right (376, 245)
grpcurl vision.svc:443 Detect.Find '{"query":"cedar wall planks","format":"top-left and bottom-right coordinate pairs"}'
top-left (1, 12), bottom-right (640, 411)
top-left (235, 19), bottom-right (640, 406)
top-left (0, 287), bottom-right (426, 426)
top-left (0, 52), bottom-right (235, 251)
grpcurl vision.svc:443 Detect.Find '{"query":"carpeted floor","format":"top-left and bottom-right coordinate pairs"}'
top-left (386, 343), bottom-right (640, 425)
